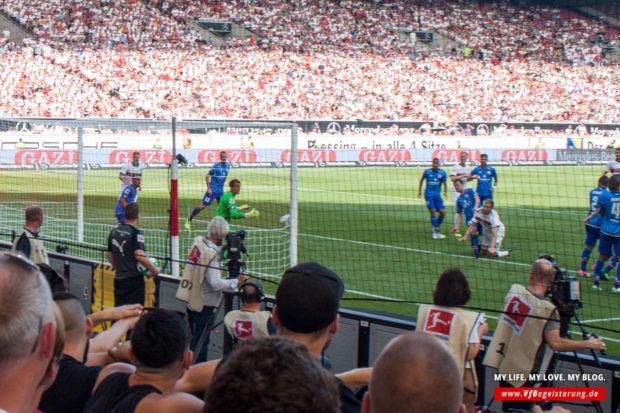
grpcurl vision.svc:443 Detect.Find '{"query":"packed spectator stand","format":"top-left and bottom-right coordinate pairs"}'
top-left (0, 0), bottom-right (617, 123)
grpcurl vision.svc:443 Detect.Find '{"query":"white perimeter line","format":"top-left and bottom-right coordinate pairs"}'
top-left (582, 317), bottom-right (620, 323)
top-left (299, 233), bottom-right (531, 267)
top-left (569, 331), bottom-right (620, 343)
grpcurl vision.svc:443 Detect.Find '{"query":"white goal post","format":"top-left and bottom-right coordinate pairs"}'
top-left (0, 117), bottom-right (298, 279)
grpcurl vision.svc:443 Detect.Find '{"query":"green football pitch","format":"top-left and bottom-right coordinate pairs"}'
top-left (1, 164), bottom-right (618, 354)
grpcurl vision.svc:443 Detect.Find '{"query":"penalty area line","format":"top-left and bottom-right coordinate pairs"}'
top-left (297, 188), bottom-right (581, 216)
top-left (299, 233), bottom-right (530, 267)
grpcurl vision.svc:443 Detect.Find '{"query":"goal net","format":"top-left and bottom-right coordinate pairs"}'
top-left (0, 118), bottom-right (296, 280)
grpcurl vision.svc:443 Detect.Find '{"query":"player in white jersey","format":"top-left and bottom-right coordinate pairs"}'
top-left (119, 151), bottom-right (145, 199)
top-left (450, 151), bottom-right (471, 236)
top-left (603, 147), bottom-right (620, 176)
top-left (459, 199), bottom-right (511, 258)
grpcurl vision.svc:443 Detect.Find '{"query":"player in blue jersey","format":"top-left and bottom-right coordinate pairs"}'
top-left (185, 151), bottom-right (237, 230)
top-left (580, 176), bottom-right (615, 277)
top-left (115, 177), bottom-right (140, 224)
top-left (449, 180), bottom-right (481, 258)
top-left (585, 174), bottom-right (620, 292)
top-left (470, 153), bottom-right (497, 202)
top-left (418, 158), bottom-right (448, 239)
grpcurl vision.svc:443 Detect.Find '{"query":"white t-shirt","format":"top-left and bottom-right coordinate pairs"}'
top-left (120, 162), bottom-right (145, 184)
top-left (473, 208), bottom-right (504, 233)
top-left (604, 160), bottom-right (620, 175)
top-left (465, 312), bottom-right (486, 368)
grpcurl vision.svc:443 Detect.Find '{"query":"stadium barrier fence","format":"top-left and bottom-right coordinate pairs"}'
top-left (1, 241), bottom-right (617, 413)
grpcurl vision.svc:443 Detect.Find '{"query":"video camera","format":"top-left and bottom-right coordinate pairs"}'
top-left (225, 230), bottom-right (247, 278)
top-left (540, 253), bottom-right (582, 318)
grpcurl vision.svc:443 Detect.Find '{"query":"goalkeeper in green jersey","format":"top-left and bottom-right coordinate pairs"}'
top-left (216, 179), bottom-right (259, 222)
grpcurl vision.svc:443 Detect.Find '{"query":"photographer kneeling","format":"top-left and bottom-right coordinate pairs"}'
top-left (177, 216), bottom-right (248, 363)
top-left (483, 259), bottom-right (606, 412)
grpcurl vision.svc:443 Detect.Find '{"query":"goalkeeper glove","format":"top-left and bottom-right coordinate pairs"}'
top-left (237, 204), bottom-right (249, 210)
top-left (246, 209), bottom-right (260, 218)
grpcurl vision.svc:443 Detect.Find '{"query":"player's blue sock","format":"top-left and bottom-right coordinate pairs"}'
top-left (615, 262), bottom-right (620, 288)
top-left (603, 256), bottom-right (617, 274)
top-left (189, 207), bottom-right (201, 221)
top-left (437, 214), bottom-right (445, 226)
top-left (471, 235), bottom-right (479, 258)
top-left (431, 216), bottom-right (438, 232)
top-left (580, 248), bottom-right (591, 272)
top-left (593, 260), bottom-right (604, 285)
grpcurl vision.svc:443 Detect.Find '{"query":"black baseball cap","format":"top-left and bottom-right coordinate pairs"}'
top-left (275, 262), bottom-right (344, 333)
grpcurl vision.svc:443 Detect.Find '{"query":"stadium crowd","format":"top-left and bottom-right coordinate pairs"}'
top-left (2, 0), bottom-right (616, 61)
top-left (0, 0), bottom-right (204, 47)
top-left (0, 46), bottom-right (617, 123)
top-left (0, 0), bottom-right (617, 122)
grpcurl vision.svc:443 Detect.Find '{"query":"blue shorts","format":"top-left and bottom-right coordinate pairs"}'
top-left (584, 224), bottom-right (600, 247)
top-left (465, 213), bottom-right (474, 226)
top-left (478, 193), bottom-right (493, 202)
top-left (115, 212), bottom-right (125, 224)
top-left (425, 194), bottom-right (444, 211)
top-left (202, 191), bottom-right (223, 206)
top-left (598, 232), bottom-right (620, 257)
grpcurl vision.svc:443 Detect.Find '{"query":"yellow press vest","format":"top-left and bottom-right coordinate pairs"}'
top-left (12, 229), bottom-right (49, 264)
top-left (176, 236), bottom-right (218, 311)
top-left (417, 304), bottom-right (481, 394)
top-left (483, 284), bottom-right (555, 387)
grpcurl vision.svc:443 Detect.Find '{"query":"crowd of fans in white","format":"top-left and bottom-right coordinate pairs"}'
top-left (0, 0), bottom-right (617, 123)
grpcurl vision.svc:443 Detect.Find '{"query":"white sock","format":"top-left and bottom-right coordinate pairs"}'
top-left (497, 250), bottom-right (509, 257)
top-left (453, 213), bottom-right (459, 228)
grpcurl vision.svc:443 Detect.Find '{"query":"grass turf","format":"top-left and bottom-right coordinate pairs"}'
top-left (0, 164), bottom-right (618, 353)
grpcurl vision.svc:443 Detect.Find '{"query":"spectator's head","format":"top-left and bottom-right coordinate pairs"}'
top-left (204, 336), bottom-right (340, 413)
top-left (433, 267), bottom-right (471, 307)
top-left (529, 258), bottom-right (555, 287)
top-left (598, 175), bottom-right (609, 188)
top-left (129, 308), bottom-right (191, 376)
top-left (609, 174), bottom-right (620, 192)
top-left (0, 253), bottom-right (57, 412)
top-left (38, 263), bottom-right (68, 293)
top-left (239, 280), bottom-right (264, 304)
top-left (362, 332), bottom-right (465, 413)
top-left (52, 292), bottom-right (92, 361)
top-left (273, 262), bottom-right (344, 354)
top-left (229, 179), bottom-right (241, 195)
top-left (124, 202), bottom-right (140, 221)
top-left (50, 301), bottom-right (65, 369)
top-left (25, 205), bottom-right (44, 230)
top-left (207, 216), bottom-right (229, 243)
